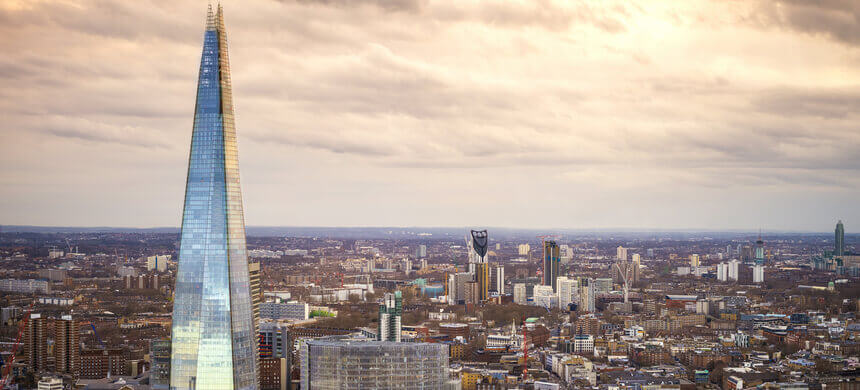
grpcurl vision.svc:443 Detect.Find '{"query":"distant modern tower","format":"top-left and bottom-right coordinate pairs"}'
top-left (543, 240), bottom-right (561, 292)
top-left (469, 230), bottom-right (491, 301)
top-left (469, 230), bottom-right (489, 264)
top-left (835, 220), bottom-right (845, 256)
top-left (378, 291), bottom-right (403, 342)
top-left (754, 232), bottom-right (765, 265)
top-left (170, 5), bottom-right (258, 389)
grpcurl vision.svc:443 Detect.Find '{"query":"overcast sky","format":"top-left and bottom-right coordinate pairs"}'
top-left (1, 0), bottom-right (858, 231)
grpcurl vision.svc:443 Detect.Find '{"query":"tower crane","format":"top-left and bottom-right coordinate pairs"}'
top-left (0, 301), bottom-right (35, 387)
top-left (612, 262), bottom-right (633, 303)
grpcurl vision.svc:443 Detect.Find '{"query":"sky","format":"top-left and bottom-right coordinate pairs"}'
top-left (0, 0), bottom-right (858, 231)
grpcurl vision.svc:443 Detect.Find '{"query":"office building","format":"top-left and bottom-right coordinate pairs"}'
top-left (836, 220), bottom-right (845, 256)
top-left (259, 322), bottom-right (290, 359)
top-left (260, 302), bottom-right (310, 321)
top-left (543, 240), bottom-right (561, 291)
top-left (150, 339), bottom-right (171, 390)
top-left (54, 315), bottom-right (79, 375)
top-left (378, 291), bottom-right (403, 342)
top-left (169, 5), bottom-right (258, 389)
top-left (300, 340), bottom-right (455, 389)
top-left (513, 283), bottom-right (527, 304)
top-left (417, 244), bottom-right (427, 258)
top-left (574, 334), bottom-right (594, 355)
top-left (25, 313), bottom-right (48, 372)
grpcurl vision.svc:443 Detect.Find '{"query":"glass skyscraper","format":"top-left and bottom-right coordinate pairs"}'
top-left (170, 5), bottom-right (258, 389)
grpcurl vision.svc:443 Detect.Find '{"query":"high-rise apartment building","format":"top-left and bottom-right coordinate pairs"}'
top-left (25, 313), bottom-right (48, 372)
top-left (249, 261), bottom-right (262, 335)
top-left (378, 291), bottom-right (403, 342)
top-left (716, 263), bottom-right (728, 281)
top-left (489, 265), bottom-right (505, 294)
top-left (54, 315), bottom-right (79, 376)
top-left (518, 244), bottom-right (530, 256)
top-left (836, 220), bottom-right (845, 256)
top-left (631, 253), bottom-right (641, 284)
top-left (616, 246), bottom-right (628, 261)
top-left (557, 276), bottom-right (578, 310)
top-left (543, 241), bottom-right (560, 291)
top-left (579, 279), bottom-right (596, 313)
top-left (513, 283), bottom-right (527, 304)
top-left (689, 254), bottom-right (700, 267)
top-left (753, 265), bottom-right (765, 284)
top-left (169, 5), bottom-right (258, 389)
top-left (728, 260), bottom-right (740, 281)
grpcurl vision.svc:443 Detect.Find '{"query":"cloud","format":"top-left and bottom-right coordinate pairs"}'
top-left (0, 0), bottom-right (858, 230)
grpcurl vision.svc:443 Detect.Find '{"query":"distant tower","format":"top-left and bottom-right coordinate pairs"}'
top-left (469, 230), bottom-right (490, 301)
top-left (754, 232), bottom-right (765, 265)
top-left (835, 220), bottom-right (845, 256)
top-left (469, 230), bottom-right (489, 263)
top-left (378, 291), bottom-right (402, 342)
top-left (543, 241), bottom-right (561, 292)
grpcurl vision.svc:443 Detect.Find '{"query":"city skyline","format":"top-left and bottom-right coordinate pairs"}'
top-left (1, 0), bottom-right (859, 231)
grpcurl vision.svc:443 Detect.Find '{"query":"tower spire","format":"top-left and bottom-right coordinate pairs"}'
top-left (205, 3), bottom-right (216, 30)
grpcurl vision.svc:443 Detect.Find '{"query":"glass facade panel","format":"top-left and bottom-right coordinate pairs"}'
top-left (170, 5), bottom-right (257, 390)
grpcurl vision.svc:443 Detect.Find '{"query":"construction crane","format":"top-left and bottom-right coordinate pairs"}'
top-left (81, 322), bottom-right (106, 349)
top-left (612, 262), bottom-right (633, 303)
top-left (521, 317), bottom-right (529, 382)
top-left (0, 301), bottom-right (35, 387)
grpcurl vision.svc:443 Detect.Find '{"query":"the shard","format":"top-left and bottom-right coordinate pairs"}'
top-left (170, 4), bottom-right (258, 389)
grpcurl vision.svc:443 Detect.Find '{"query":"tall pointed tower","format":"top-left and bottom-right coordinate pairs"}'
top-left (170, 4), bottom-right (258, 389)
